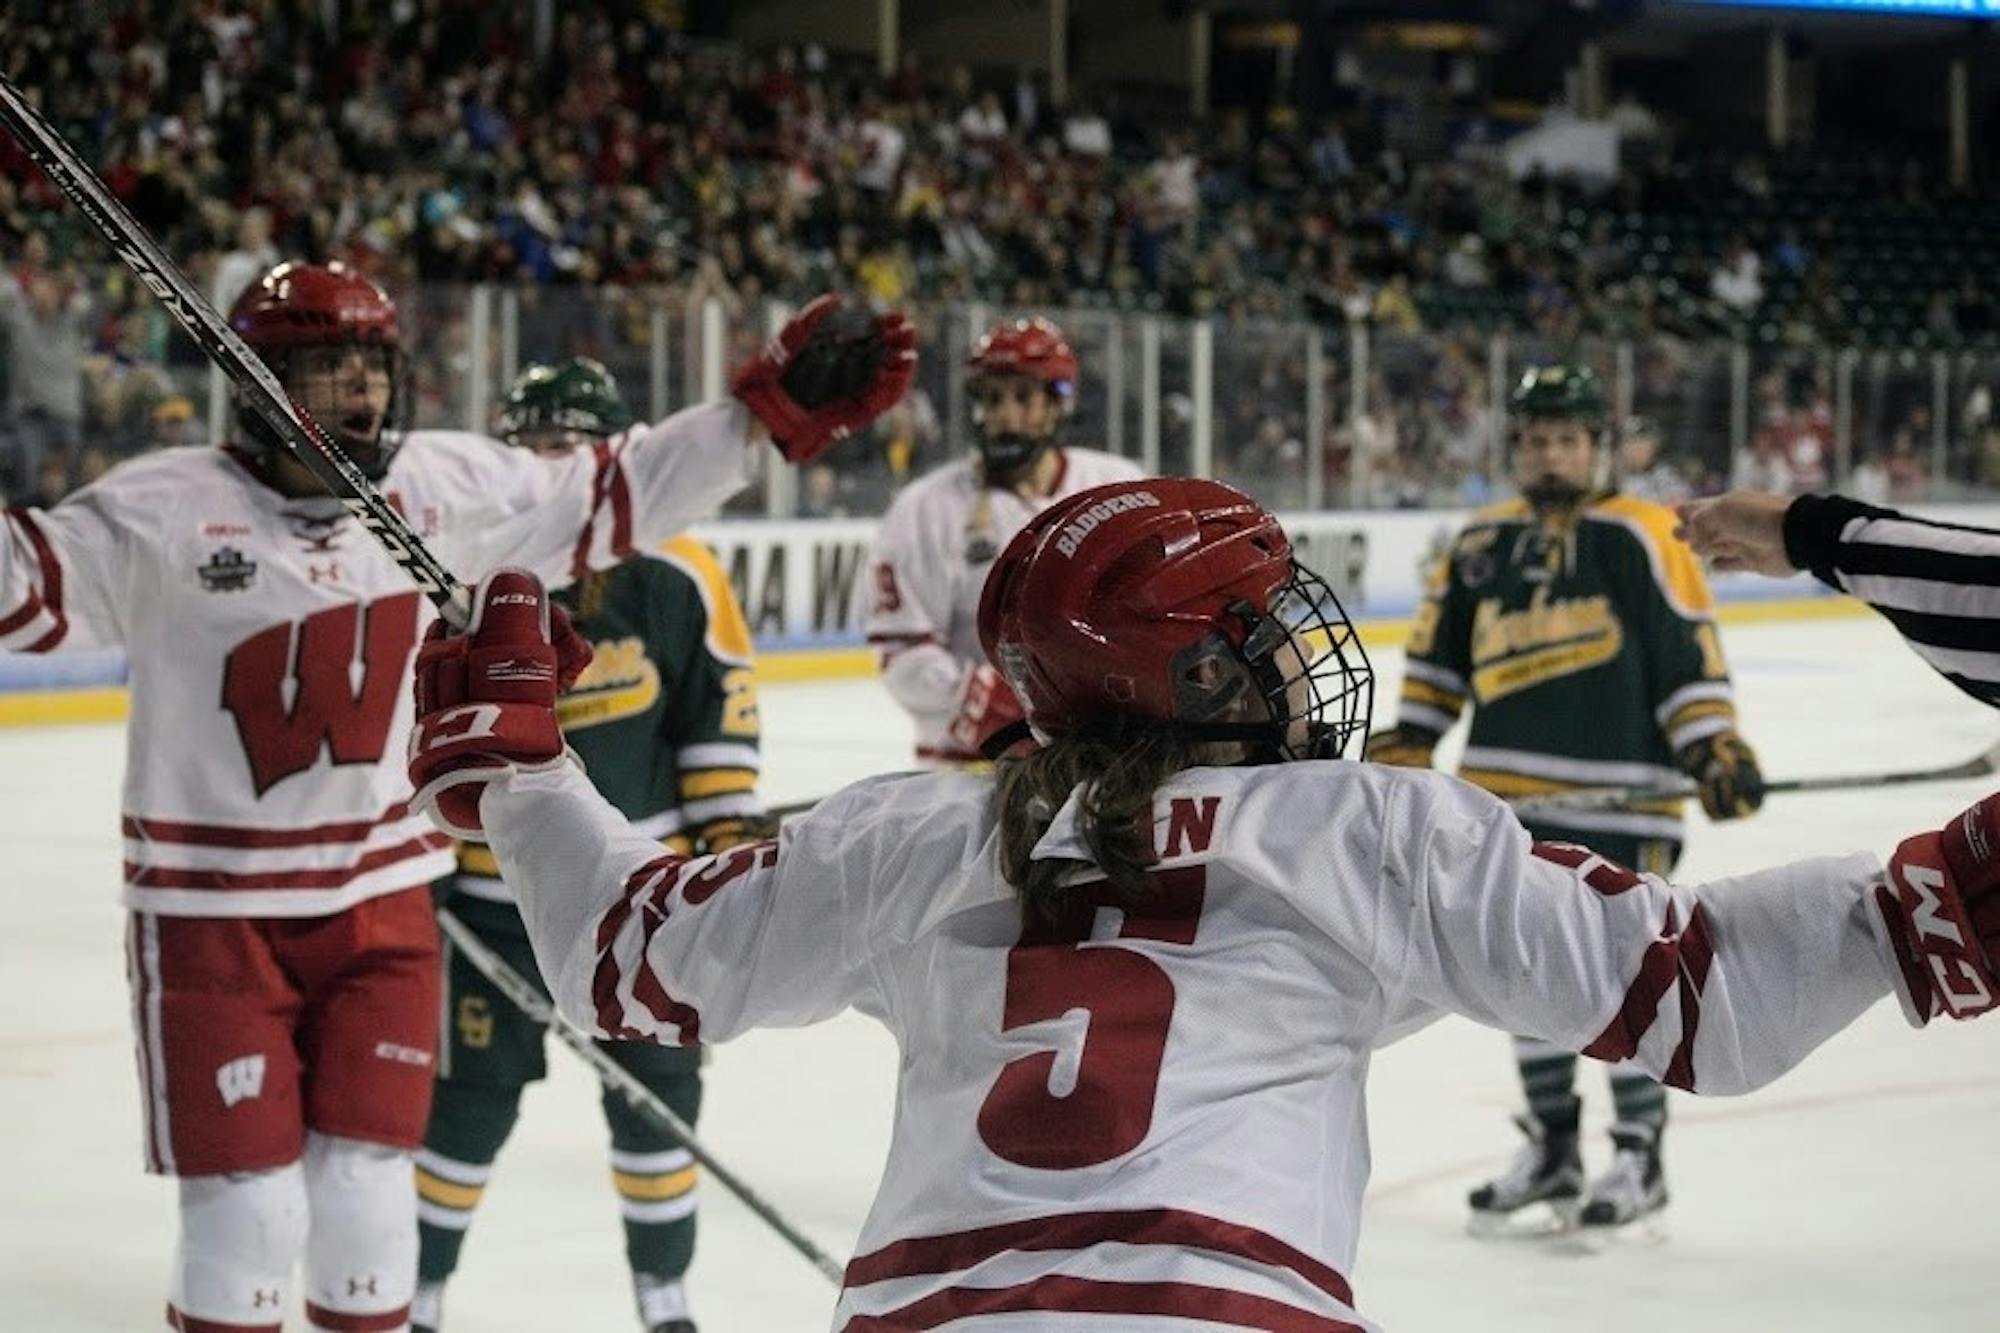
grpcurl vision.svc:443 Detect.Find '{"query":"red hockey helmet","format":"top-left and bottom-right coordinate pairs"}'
top-left (229, 260), bottom-right (401, 352)
top-left (977, 478), bottom-right (1373, 762)
top-left (967, 318), bottom-right (1079, 481)
top-left (227, 261), bottom-right (405, 480)
top-left (967, 317), bottom-right (1079, 400)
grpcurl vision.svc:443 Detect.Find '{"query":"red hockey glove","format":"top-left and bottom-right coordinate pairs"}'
top-left (1677, 731), bottom-right (1766, 821)
top-left (1877, 792), bottom-right (2000, 1024)
top-left (730, 293), bottom-right (918, 463)
top-left (409, 568), bottom-right (593, 838)
top-left (945, 662), bottom-right (1026, 761)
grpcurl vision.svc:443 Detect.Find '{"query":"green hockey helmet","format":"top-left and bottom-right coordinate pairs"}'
top-left (1511, 364), bottom-right (1607, 429)
top-left (498, 357), bottom-right (635, 445)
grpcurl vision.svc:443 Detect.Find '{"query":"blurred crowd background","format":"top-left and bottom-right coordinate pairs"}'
top-left (1, 0), bottom-right (1996, 516)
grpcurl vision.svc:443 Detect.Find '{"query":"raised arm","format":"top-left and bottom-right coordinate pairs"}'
top-left (407, 568), bottom-right (881, 1046)
top-left (457, 295), bottom-right (918, 588)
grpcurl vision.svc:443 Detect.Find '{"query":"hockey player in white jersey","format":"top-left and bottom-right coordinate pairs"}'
top-left (0, 260), bottom-right (914, 1333)
top-left (411, 476), bottom-right (2000, 1332)
top-left (864, 316), bottom-right (1143, 763)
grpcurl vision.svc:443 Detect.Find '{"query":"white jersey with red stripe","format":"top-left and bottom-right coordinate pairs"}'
top-left (484, 755), bottom-right (1909, 1331)
top-left (864, 447), bottom-right (1144, 762)
top-left (0, 401), bottom-right (756, 918)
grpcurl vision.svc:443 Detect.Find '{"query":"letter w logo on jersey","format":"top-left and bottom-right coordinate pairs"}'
top-left (216, 1053), bottom-right (267, 1108)
top-left (222, 592), bottom-right (425, 795)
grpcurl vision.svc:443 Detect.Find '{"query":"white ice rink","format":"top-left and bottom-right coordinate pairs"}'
top-left (5, 611), bottom-right (1999, 1332)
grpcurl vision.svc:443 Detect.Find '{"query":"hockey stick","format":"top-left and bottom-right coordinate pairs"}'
top-left (0, 73), bottom-right (471, 627)
top-left (434, 905), bottom-right (847, 1286)
top-left (766, 794), bottom-right (828, 822)
top-left (1510, 738), bottom-right (2000, 816)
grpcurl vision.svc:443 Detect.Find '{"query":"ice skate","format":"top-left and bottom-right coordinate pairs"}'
top-left (1466, 1102), bottom-right (1584, 1238)
top-left (636, 1272), bottom-right (697, 1333)
top-left (1573, 1121), bottom-right (1669, 1241)
top-left (411, 1279), bottom-right (444, 1333)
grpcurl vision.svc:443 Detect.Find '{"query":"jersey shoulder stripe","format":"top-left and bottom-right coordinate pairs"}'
top-left (1467, 496), bottom-right (1532, 525)
top-left (652, 537), bottom-right (755, 666)
top-left (1587, 494), bottom-right (1715, 620)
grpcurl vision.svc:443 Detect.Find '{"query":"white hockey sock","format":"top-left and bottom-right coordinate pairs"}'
top-left (301, 1133), bottom-right (417, 1331)
top-left (170, 1161), bottom-right (307, 1330)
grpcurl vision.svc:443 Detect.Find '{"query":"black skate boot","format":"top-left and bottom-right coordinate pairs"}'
top-left (1467, 1096), bottom-right (1583, 1234)
top-left (1576, 1120), bottom-right (1668, 1230)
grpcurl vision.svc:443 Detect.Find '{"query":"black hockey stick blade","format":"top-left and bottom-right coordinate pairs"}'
top-left (436, 906), bottom-right (846, 1285)
top-left (0, 73), bottom-right (471, 627)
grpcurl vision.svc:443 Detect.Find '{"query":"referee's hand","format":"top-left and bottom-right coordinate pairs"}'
top-left (1675, 490), bottom-right (1797, 576)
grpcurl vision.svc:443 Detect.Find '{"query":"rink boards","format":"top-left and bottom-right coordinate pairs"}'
top-left (0, 499), bottom-right (1969, 727)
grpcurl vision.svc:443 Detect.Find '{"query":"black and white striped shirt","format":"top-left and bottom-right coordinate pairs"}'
top-left (1784, 494), bottom-right (2000, 708)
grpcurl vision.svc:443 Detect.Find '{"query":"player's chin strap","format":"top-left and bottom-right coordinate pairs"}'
top-left (980, 719), bottom-right (1038, 761)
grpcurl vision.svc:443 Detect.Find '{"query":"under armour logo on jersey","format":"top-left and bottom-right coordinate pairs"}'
top-left (252, 1288), bottom-right (280, 1308)
top-left (282, 509), bottom-right (349, 553)
top-left (349, 1276), bottom-right (379, 1297)
top-left (215, 1053), bottom-right (267, 1108)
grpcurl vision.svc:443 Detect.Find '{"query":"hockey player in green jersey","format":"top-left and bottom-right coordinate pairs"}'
top-left (1369, 364), bottom-right (1767, 1233)
top-left (413, 360), bottom-right (764, 1333)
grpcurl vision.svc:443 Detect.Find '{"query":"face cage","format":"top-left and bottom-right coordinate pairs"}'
top-left (239, 344), bottom-right (407, 481)
top-left (1169, 560), bottom-right (1374, 763)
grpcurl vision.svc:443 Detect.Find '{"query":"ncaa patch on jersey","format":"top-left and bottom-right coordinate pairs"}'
top-left (198, 546), bottom-right (258, 592)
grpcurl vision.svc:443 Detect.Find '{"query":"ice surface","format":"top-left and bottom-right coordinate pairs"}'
top-left (4, 613), bottom-right (1998, 1330)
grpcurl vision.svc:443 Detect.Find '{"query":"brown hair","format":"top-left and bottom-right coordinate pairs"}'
top-left (994, 726), bottom-right (1207, 931)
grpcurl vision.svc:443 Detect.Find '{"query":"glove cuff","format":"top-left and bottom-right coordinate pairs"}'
top-left (731, 363), bottom-right (820, 458)
top-left (412, 748), bottom-right (580, 840)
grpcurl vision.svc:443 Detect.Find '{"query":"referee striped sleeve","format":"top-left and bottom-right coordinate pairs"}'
top-left (1783, 494), bottom-right (2000, 708)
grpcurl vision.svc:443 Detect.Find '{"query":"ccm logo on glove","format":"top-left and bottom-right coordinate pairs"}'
top-left (414, 703), bottom-right (502, 754)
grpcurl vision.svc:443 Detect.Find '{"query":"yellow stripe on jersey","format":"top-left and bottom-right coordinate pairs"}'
top-left (612, 1165), bottom-right (699, 1202)
top-left (457, 843), bottom-right (500, 877)
top-left (665, 833), bottom-right (697, 857)
top-left (1459, 766), bottom-right (1684, 817)
top-left (1590, 494), bottom-right (1717, 621)
top-left (1470, 631), bottom-right (1624, 705)
top-left (1469, 497), bottom-right (1532, 523)
top-left (416, 1170), bottom-right (486, 1211)
top-left (700, 820), bottom-right (755, 852)
top-left (679, 767), bottom-right (759, 800)
top-left (1399, 678), bottom-right (1464, 712)
top-left (659, 535), bottom-right (755, 666)
top-left (1664, 699), bottom-right (1737, 730)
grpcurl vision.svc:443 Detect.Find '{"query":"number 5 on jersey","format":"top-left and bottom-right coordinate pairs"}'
top-left (977, 867), bottom-right (1207, 1170)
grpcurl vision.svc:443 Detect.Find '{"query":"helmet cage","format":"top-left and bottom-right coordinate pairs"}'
top-left (1155, 560), bottom-right (1373, 763)
top-left (236, 344), bottom-right (409, 481)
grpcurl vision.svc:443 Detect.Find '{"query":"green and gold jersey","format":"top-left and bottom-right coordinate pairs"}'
top-left (1396, 493), bottom-right (1736, 844)
top-left (456, 535), bottom-right (762, 902)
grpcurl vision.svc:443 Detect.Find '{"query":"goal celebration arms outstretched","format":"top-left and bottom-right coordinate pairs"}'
top-left (0, 72), bottom-right (473, 626)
